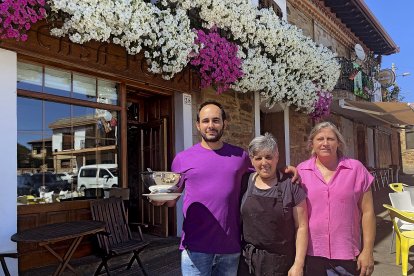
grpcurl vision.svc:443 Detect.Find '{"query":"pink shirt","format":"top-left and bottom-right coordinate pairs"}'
top-left (297, 156), bottom-right (374, 260)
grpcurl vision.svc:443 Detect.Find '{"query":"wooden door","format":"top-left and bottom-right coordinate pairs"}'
top-left (127, 93), bottom-right (174, 237)
top-left (357, 126), bottom-right (367, 166)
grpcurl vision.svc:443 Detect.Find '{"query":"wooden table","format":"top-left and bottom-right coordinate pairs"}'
top-left (11, 220), bottom-right (105, 276)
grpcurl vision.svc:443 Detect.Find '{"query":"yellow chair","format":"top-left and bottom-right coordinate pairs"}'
top-left (389, 183), bottom-right (409, 193)
top-left (383, 204), bottom-right (414, 275)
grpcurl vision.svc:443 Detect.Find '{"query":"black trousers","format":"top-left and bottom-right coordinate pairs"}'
top-left (305, 255), bottom-right (357, 276)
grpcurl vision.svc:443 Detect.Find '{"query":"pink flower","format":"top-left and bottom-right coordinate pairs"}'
top-left (0, 0), bottom-right (46, 41)
top-left (190, 28), bottom-right (244, 94)
top-left (310, 90), bottom-right (333, 121)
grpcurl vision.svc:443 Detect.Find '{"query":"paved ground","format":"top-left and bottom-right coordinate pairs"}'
top-left (22, 173), bottom-right (414, 276)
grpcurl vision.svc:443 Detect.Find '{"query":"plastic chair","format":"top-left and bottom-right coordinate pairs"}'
top-left (383, 204), bottom-right (414, 276)
top-left (389, 183), bottom-right (409, 193)
top-left (388, 192), bottom-right (414, 253)
top-left (403, 186), bottom-right (414, 207)
top-left (389, 191), bottom-right (414, 212)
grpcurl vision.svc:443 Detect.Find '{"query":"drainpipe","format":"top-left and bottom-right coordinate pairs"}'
top-left (254, 92), bottom-right (261, 136)
top-left (283, 104), bottom-right (291, 166)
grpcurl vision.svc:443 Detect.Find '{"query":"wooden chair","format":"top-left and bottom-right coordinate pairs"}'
top-left (0, 252), bottom-right (18, 276)
top-left (90, 198), bottom-right (149, 275)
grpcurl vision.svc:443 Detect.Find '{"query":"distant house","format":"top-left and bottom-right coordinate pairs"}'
top-left (26, 138), bottom-right (53, 173)
top-left (48, 114), bottom-right (117, 173)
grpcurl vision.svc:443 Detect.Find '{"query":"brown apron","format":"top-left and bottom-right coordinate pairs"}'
top-left (239, 173), bottom-right (295, 276)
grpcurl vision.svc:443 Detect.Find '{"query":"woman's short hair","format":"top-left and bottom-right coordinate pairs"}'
top-left (307, 121), bottom-right (346, 157)
top-left (248, 132), bottom-right (279, 158)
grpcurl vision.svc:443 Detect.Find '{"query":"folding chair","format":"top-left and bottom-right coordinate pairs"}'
top-left (90, 198), bottom-right (149, 275)
top-left (0, 252), bottom-right (17, 276)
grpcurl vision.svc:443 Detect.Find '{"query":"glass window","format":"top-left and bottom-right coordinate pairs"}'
top-left (17, 62), bottom-right (120, 203)
top-left (17, 62), bottom-right (119, 105)
top-left (44, 67), bottom-right (71, 97)
top-left (99, 169), bottom-right (111, 178)
top-left (17, 62), bottom-right (43, 92)
top-left (80, 169), bottom-right (97, 178)
top-left (73, 73), bottom-right (97, 101)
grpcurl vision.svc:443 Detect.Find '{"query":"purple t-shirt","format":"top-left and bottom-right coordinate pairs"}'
top-left (172, 143), bottom-right (251, 254)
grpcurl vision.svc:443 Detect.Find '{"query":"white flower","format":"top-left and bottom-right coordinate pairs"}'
top-left (48, 0), bottom-right (340, 112)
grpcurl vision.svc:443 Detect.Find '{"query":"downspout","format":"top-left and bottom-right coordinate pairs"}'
top-left (254, 92), bottom-right (261, 136)
top-left (284, 104), bottom-right (291, 166)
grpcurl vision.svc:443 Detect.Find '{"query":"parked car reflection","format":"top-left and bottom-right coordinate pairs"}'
top-left (28, 173), bottom-right (72, 196)
top-left (56, 172), bottom-right (76, 184)
top-left (17, 174), bottom-right (34, 196)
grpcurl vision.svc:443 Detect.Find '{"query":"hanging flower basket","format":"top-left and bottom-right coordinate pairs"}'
top-left (190, 28), bottom-right (243, 94)
top-left (310, 90), bottom-right (333, 121)
top-left (0, 0), bottom-right (46, 41)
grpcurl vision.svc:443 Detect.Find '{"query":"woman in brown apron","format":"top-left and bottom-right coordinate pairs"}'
top-left (238, 133), bottom-right (308, 276)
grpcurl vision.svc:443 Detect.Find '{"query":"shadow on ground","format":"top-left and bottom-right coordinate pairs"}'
top-left (21, 235), bottom-right (181, 276)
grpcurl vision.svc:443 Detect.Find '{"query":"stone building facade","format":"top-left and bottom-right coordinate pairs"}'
top-left (190, 88), bottom-right (255, 149)
top-left (401, 130), bottom-right (414, 174)
top-left (278, 0), bottom-right (401, 171)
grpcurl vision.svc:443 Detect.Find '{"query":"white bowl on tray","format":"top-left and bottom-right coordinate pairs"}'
top-left (142, 193), bottom-right (182, 201)
top-left (140, 171), bottom-right (182, 188)
top-left (141, 171), bottom-right (182, 201)
top-left (148, 185), bottom-right (178, 193)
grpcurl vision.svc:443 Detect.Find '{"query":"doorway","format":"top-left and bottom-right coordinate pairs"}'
top-left (126, 88), bottom-right (176, 236)
top-left (357, 126), bottom-right (367, 166)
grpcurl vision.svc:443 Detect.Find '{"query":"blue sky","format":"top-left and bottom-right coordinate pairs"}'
top-left (364, 0), bottom-right (414, 103)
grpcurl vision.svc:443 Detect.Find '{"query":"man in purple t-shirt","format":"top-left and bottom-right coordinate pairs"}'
top-left (154, 101), bottom-right (297, 276)
top-left (155, 101), bottom-right (249, 275)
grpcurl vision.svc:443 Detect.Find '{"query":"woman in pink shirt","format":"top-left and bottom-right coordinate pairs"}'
top-left (297, 122), bottom-right (375, 276)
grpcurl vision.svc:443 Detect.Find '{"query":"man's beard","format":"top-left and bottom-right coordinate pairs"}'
top-left (200, 128), bottom-right (224, 143)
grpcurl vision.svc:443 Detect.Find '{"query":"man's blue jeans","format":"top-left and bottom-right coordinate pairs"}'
top-left (181, 249), bottom-right (240, 276)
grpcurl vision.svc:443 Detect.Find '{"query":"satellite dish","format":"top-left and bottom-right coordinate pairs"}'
top-left (354, 44), bottom-right (366, 61)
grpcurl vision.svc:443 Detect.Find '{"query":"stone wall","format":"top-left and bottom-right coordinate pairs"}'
top-left (261, 111), bottom-right (286, 166)
top-left (401, 130), bottom-right (414, 173)
top-left (286, 2), bottom-right (313, 38)
top-left (289, 110), bottom-right (313, 166)
top-left (190, 87), bottom-right (255, 150)
top-left (286, 1), bottom-right (349, 58)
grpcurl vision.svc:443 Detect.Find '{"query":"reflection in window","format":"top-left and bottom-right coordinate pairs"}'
top-left (44, 67), bottom-right (71, 97)
top-left (17, 62), bottom-right (42, 92)
top-left (73, 73), bottom-right (96, 101)
top-left (17, 61), bottom-right (118, 105)
top-left (17, 62), bottom-right (120, 203)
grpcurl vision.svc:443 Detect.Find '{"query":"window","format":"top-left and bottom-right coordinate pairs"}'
top-left (407, 130), bottom-right (414, 150)
top-left (17, 61), bottom-right (120, 200)
top-left (99, 169), bottom-right (111, 178)
top-left (18, 62), bottom-right (118, 104)
top-left (80, 169), bottom-right (97, 178)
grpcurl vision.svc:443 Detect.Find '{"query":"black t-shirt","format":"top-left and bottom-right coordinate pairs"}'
top-left (241, 172), bottom-right (307, 208)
